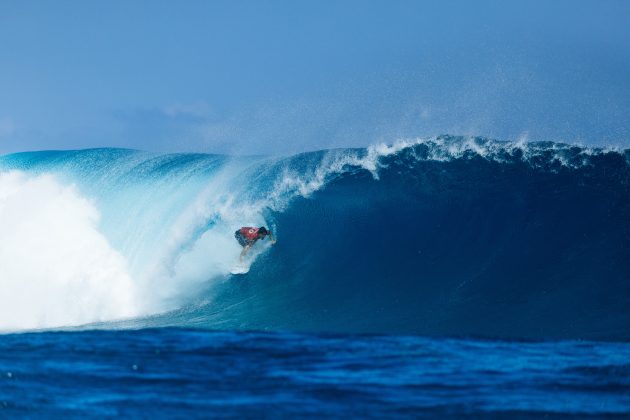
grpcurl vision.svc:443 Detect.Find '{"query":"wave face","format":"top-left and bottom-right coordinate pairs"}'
top-left (1, 136), bottom-right (629, 340)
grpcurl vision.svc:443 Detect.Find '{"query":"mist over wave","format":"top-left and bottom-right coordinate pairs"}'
top-left (1, 136), bottom-right (629, 339)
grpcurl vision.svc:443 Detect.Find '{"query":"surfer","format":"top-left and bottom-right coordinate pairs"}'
top-left (235, 226), bottom-right (276, 261)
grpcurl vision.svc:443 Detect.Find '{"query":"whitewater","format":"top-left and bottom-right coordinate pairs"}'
top-left (1, 135), bottom-right (629, 340)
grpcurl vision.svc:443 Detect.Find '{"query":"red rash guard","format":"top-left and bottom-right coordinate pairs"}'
top-left (239, 227), bottom-right (260, 242)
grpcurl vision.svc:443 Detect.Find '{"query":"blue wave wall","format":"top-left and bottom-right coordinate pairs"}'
top-left (176, 142), bottom-right (630, 340)
top-left (1, 137), bottom-right (629, 339)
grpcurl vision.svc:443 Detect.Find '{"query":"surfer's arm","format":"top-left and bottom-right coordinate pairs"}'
top-left (268, 232), bottom-right (276, 244)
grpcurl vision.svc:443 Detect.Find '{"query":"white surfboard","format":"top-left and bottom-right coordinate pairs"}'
top-left (230, 263), bottom-right (250, 275)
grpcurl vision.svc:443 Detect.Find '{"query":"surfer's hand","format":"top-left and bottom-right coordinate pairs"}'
top-left (271, 239), bottom-right (276, 245)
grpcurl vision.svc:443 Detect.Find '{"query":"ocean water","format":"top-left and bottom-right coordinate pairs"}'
top-left (1, 329), bottom-right (629, 418)
top-left (0, 136), bottom-right (629, 416)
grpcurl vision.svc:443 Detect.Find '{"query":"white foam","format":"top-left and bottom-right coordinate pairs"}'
top-left (0, 163), bottom-right (270, 331)
top-left (0, 171), bottom-right (140, 331)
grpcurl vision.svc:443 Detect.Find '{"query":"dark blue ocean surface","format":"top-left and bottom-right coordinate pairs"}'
top-left (0, 329), bottom-right (629, 418)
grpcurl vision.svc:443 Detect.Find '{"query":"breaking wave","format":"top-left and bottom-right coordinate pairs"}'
top-left (1, 136), bottom-right (629, 339)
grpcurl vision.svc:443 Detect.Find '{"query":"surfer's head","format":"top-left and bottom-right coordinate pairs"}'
top-left (258, 227), bottom-right (269, 237)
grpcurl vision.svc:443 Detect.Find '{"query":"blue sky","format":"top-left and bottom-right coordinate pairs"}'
top-left (1, 0), bottom-right (629, 154)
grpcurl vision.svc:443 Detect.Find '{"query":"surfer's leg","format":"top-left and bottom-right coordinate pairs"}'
top-left (240, 244), bottom-right (251, 261)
